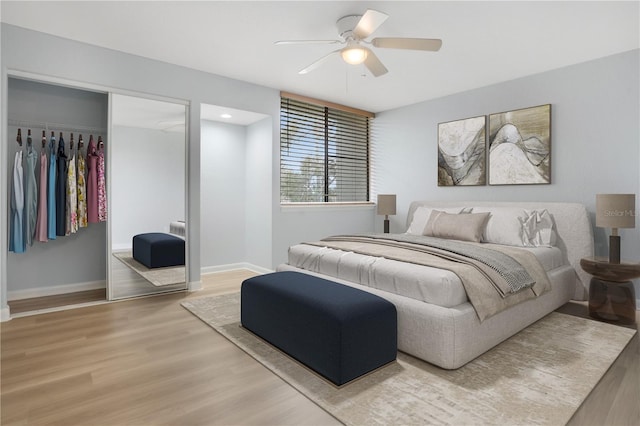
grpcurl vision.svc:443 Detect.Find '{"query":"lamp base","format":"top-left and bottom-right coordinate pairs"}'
top-left (383, 219), bottom-right (390, 234)
top-left (609, 235), bottom-right (621, 264)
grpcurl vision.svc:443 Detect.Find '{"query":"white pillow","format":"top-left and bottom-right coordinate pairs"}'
top-left (471, 206), bottom-right (527, 246)
top-left (520, 209), bottom-right (557, 247)
top-left (406, 206), bottom-right (465, 235)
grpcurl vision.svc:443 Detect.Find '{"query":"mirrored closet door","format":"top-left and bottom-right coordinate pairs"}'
top-left (108, 94), bottom-right (188, 299)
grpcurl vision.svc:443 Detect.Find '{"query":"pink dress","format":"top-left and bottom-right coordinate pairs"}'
top-left (34, 148), bottom-right (48, 242)
top-left (97, 143), bottom-right (107, 222)
top-left (86, 138), bottom-right (99, 223)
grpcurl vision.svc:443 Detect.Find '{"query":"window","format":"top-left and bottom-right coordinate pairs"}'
top-left (280, 93), bottom-right (373, 203)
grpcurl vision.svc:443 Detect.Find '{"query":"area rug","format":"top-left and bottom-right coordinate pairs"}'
top-left (182, 293), bottom-right (636, 425)
top-left (113, 251), bottom-right (185, 286)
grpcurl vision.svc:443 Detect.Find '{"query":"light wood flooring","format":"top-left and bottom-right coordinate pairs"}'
top-left (2, 270), bottom-right (638, 425)
top-left (7, 289), bottom-right (107, 315)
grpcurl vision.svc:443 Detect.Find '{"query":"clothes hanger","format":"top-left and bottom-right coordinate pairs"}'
top-left (70, 133), bottom-right (74, 150)
top-left (78, 134), bottom-right (84, 150)
top-left (41, 130), bottom-right (46, 149)
top-left (27, 129), bottom-right (32, 148)
top-left (16, 128), bottom-right (22, 146)
top-left (98, 135), bottom-right (104, 149)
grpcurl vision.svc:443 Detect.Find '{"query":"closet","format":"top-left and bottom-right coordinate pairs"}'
top-left (7, 77), bottom-right (109, 307)
top-left (6, 76), bottom-right (189, 313)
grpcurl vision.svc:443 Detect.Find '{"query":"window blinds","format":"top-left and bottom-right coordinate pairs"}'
top-left (280, 96), bottom-right (370, 203)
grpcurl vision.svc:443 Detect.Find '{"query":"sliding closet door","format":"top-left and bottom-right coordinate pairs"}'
top-left (108, 94), bottom-right (188, 300)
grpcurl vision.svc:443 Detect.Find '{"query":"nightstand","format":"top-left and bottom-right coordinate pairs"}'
top-left (580, 256), bottom-right (640, 325)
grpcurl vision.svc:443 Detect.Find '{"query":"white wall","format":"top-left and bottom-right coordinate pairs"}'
top-left (110, 126), bottom-right (185, 249)
top-left (245, 117), bottom-right (273, 269)
top-left (373, 49), bottom-right (640, 301)
top-left (200, 120), bottom-right (247, 268)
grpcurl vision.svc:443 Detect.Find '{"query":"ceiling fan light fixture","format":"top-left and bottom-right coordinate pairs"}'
top-left (341, 46), bottom-right (368, 65)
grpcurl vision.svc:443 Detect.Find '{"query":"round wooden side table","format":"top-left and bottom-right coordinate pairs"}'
top-left (580, 256), bottom-right (640, 325)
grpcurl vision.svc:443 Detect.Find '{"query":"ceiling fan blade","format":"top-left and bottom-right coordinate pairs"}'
top-left (275, 40), bottom-right (342, 45)
top-left (353, 9), bottom-right (389, 39)
top-left (299, 49), bottom-right (341, 75)
top-left (372, 37), bottom-right (443, 51)
top-left (363, 49), bottom-right (388, 77)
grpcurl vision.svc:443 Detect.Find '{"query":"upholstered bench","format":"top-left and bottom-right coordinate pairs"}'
top-left (132, 232), bottom-right (185, 269)
top-left (241, 271), bottom-right (397, 386)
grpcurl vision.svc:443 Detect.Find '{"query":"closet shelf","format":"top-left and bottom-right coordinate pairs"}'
top-left (8, 118), bottom-right (106, 134)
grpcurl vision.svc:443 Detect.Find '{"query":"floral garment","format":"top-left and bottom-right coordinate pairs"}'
top-left (97, 143), bottom-right (107, 222)
top-left (66, 152), bottom-right (78, 235)
top-left (76, 153), bottom-right (88, 228)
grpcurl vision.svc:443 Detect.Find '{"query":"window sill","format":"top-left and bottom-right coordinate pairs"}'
top-left (280, 202), bottom-right (375, 213)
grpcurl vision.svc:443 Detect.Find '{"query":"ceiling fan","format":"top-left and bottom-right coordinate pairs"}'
top-left (275, 9), bottom-right (442, 77)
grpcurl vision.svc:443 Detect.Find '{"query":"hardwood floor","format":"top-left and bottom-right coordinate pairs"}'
top-left (7, 289), bottom-right (107, 314)
top-left (1, 270), bottom-right (339, 426)
top-left (2, 270), bottom-right (638, 425)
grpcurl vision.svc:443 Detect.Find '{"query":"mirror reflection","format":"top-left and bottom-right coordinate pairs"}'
top-left (109, 94), bottom-right (187, 299)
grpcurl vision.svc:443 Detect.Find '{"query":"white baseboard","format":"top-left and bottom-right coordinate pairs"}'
top-left (188, 280), bottom-right (202, 291)
top-left (7, 280), bottom-right (106, 301)
top-left (201, 262), bottom-right (273, 276)
top-left (1, 306), bottom-right (11, 322)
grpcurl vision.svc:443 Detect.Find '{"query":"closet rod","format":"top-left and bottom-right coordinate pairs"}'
top-left (7, 118), bottom-right (106, 134)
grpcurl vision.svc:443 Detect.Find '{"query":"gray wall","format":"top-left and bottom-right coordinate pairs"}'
top-left (372, 49), bottom-right (640, 301)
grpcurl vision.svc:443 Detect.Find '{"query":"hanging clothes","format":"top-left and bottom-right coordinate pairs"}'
top-left (34, 146), bottom-right (49, 242)
top-left (86, 137), bottom-right (99, 223)
top-left (66, 149), bottom-right (78, 234)
top-left (9, 150), bottom-right (25, 253)
top-left (97, 140), bottom-right (107, 222)
top-left (47, 135), bottom-right (57, 240)
top-left (76, 147), bottom-right (88, 228)
top-left (23, 141), bottom-right (38, 246)
top-left (56, 136), bottom-right (68, 236)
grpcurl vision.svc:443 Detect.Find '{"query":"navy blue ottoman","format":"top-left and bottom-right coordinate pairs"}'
top-left (241, 271), bottom-right (397, 386)
top-left (132, 233), bottom-right (185, 269)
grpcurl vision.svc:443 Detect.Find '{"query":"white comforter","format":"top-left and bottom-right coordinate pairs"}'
top-left (288, 243), bottom-right (564, 308)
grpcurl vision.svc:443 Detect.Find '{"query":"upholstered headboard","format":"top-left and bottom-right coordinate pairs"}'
top-left (407, 201), bottom-right (594, 301)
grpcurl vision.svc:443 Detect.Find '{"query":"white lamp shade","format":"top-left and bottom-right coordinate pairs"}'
top-left (377, 194), bottom-right (396, 216)
top-left (596, 194), bottom-right (636, 229)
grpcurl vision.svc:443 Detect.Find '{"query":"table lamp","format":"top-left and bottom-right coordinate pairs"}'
top-left (377, 194), bottom-right (396, 233)
top-left (596, 193), bottom-right (636, 264)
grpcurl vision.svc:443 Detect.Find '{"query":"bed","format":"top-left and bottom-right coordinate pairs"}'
top-left (278, 201), bottom-right (594, 369)
top-left (169, 220), bottom-right (186, 238)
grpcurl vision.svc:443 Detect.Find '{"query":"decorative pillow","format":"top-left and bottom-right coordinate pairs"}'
top-left (406, 206), bottom-right (465, 235)
top-left (520, 209), bottom-right (557, 247)
top-left (471, 207), bottom-right (527, 246)
top-left (423, 210), bottom-right (490, 242)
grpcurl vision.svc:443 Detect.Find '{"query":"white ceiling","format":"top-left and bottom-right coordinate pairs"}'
top-left (1, 1), bottom-right (638, 113)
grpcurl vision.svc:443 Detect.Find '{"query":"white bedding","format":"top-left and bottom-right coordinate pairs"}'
top-left (288, 242), bottom-right (565, 308)
top-left (170, 221), bottom-right (185, 237)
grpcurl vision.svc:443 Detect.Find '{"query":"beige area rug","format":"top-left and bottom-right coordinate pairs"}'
top-left (113, 251), bottom-right (185, 287)
top-left (182, 292), bottom-right (636, 425)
